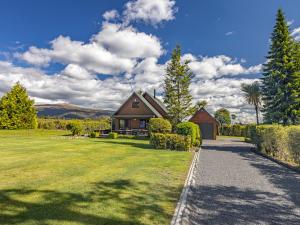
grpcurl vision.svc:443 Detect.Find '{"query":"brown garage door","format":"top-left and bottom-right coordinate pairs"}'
top-left (199, 123), bottom-right (214, 140)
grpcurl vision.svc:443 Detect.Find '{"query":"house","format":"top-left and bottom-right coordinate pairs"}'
top-left (112, 91), bottom-right (167, 134)
top-left (189, 108), bottom-right (220, 140)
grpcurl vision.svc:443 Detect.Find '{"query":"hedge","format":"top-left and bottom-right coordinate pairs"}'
top-left (150, 133), bottom-right (191, 151)
top-left (176, 122), bottom-right (201, 146)
top-left (249, 125), bottom-right (300, 166)
top-left (38, 118), bottom-right (111, 136)
top-left (108, 132), bottom-right (118, 139)
top-left (148, 118), bottom-right (172, 134)
top-left (220, 124), bottom-right (247, 137)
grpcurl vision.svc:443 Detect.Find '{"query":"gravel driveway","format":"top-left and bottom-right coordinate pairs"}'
top-left (181, 138), bottom-right (300, 225)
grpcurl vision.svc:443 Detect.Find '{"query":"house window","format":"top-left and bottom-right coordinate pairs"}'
top-left (139, 119), bottom-right (147, 129)
top-left (120, 119), bottom-right (129, 130)
top-left (120, 119), bottom-right (125, 129)
top-left (132, 99), bottom-right (140, 108)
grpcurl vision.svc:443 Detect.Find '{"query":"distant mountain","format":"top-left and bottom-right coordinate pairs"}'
top-left (35, 103), bottom-right (113, 119)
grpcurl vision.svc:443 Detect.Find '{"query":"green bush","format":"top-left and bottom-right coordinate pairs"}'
top-left (150, 133), bottom-right (191, 151)
top-left (221, 124), bottom-right (247, 137)
top-left (176, 122), bottom-right (201, 146)
top-left (89, 131), bottom-right (97, 138)
top-left (249, 125), bottom-right (300, 166)
top-left (288, 126), bottom-right (300, 165)
top-left (117, 134), bottom-right (136, 139)
top-left (148, 118), bottom-right (172, 134)
top-left (108, 132), bottom-right (118, 139)
top-left (69, 123), bottom-right (83, 136)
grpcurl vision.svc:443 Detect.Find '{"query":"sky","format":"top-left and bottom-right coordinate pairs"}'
top-left (0, 0), bottom-right (300, 123)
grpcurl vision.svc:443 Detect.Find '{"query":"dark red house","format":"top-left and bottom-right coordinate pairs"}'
top-left (189, 108), bottom-right (220, 140)
top-left (112, 91), bottom-right (167, 134)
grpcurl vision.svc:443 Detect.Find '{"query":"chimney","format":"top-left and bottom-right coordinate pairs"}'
top-left (153, 89), bottom-right (156, 99)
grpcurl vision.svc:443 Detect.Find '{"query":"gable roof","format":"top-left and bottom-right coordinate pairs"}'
top-left (113, 92), bottom-right (162, 117)
top-left (190, 108), bottom-right (220, 125)
top-left (142, 92), bottom-right (168, 114)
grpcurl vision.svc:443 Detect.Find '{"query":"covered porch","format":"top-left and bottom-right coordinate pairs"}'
top-left (112, 115), bottom-right (155, 136)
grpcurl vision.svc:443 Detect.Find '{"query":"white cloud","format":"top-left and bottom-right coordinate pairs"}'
top-left (123, 0), bottom-right (177, 25)
top-left (182, 54), bottom-right (262, 80)
top-left (103, 9), bottom-right (119, 21)
top-left (93, 23), bottom-right (163, 58)
top-left (17, 21), bottom-right (165, 75)
top-left (225, 31), bottom-right (234, 36)
top-left (292, 27), bottom-right (300, 41)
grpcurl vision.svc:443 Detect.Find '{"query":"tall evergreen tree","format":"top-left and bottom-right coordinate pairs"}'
top-left (163, 45), bottom-right (194, 127)
top-left (262, 9), bottom-right (300, 124)
top-left (0, 82), bottom-right (37, 129)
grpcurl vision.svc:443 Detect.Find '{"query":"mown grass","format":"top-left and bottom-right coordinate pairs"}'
top-left (217, 135), bottom-right (246, 141)
top-left (0, 129), bottom-right (193, 225)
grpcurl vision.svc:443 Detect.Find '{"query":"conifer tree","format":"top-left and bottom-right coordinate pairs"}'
top-left (163, 45), bottom-right (194, 127)
top-left (262, 9), bottom-right (300, 124)
top-left (0, 82), bottom-right (37, 129)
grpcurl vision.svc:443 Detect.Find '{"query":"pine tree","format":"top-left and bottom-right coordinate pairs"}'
top-left (0, 82), bottom-right (37, 129)
top-left (262, 9), bottom-right (299, 124)
top-left (288, 42), bottom-right (300, 124)
top-left (163, 45), bottom-right (194, 128)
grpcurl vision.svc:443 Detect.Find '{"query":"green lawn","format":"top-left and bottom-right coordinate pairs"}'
top-left (217, 135), bottom-right (245, 141)
top-left (0, 130), bottom-right (193, 225)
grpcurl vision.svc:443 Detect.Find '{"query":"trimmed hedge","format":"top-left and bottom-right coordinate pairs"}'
top-left (249, 125), bottom-right (300, 166)
top-left (148, 118), bottom-right (172, 134)
top-left (38, 118), bottom-right (111, 134)
top-left (220, 124), bottom-right (247, 137)
top-left (176, 122), bottom-right (201, 146)
top-left (150, 133), bottom-right (191, 151)
top-left (108, 132), bottom-right (118, 139)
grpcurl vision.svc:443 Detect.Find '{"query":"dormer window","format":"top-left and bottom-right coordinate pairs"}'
top-left (132, 98), bottom-right (140, 108)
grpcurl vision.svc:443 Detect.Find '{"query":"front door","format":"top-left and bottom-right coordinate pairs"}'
top-left (199, 123), bottom-right (214, 140)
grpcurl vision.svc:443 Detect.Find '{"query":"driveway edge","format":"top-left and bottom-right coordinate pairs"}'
top-left (251, 147), bottom-right (300, 174)
top-left (170, 148), bottom-right (200, 225)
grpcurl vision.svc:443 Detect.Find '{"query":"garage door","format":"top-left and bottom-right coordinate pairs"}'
top-left (199, 123), bottom-right (214, 140)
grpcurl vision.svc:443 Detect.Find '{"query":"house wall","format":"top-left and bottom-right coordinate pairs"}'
top-left (116, 93), bottom-right (155, 116)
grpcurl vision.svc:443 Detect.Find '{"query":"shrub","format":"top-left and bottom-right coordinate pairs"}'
top-left (176, 122), bottom-right (201, 146)
top-left (150, 133), bottom-right (191, 151)
top-left (108, 132), bottom-right (118, 139)
top-left (220, 124), bottom-right (247, 137)
top-left (249, 125), bottom-right (300, 166)
top-left (148, 118), bottom-right (172, 134)
top-left (117, 134), bottom-right (136, 139)
top-left (287, 126), bottom-right (300, 165)
top-left (89, 131), bottom-right (97, 138)
top-left (70, 123), bottom-right (83, 136)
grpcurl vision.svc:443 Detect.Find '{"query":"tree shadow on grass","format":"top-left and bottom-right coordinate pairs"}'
top-left (0, 179), bottom-right (177, 225)
top-left (97, 139), bottom-right (154, 150)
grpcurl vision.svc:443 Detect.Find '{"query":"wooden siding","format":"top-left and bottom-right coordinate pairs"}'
top-left (115, 93), bottom-right (156, 116)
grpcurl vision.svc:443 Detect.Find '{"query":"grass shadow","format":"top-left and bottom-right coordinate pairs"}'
top-left (0, 179), bottom-right (176, 225)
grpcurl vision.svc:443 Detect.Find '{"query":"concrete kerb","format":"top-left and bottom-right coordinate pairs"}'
top-left (170, 147), bottom-right (201, 225)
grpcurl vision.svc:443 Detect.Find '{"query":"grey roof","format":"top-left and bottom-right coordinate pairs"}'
top-left (143, 92), bottom-right (168, 114)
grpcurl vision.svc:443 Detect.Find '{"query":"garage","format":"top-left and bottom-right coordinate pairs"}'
top-left (189, 108), bottom-right (220, 140)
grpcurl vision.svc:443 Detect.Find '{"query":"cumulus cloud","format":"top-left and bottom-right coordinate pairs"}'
top-left (182, 54), bottom-right (262, 80)
top-left (292, 27), bottom-right (300, 41)
top-left (123, 0), bottom-right (177, 25)
top-left (93, 23), bottom-right (164, 58)
top-left (103, 9), bottom-right (119, 21)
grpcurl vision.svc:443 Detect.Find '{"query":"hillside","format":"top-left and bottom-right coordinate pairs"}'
top-left (35, 103), bottom-right (113, 119)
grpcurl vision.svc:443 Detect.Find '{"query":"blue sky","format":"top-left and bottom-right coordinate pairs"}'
top-left (0, 0), bottom-right (300, 122)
